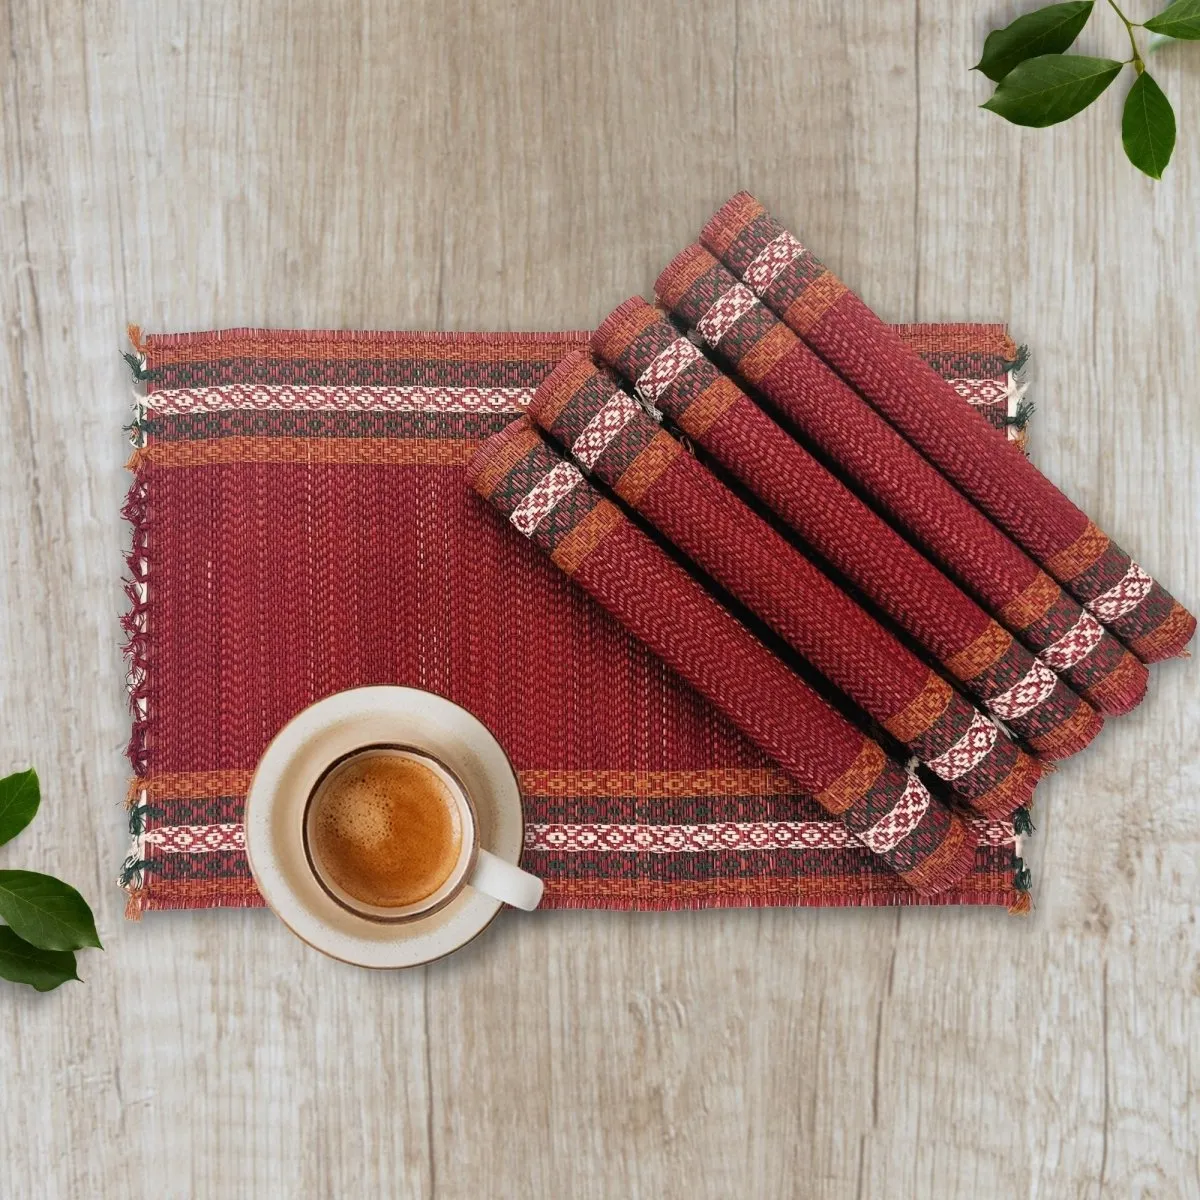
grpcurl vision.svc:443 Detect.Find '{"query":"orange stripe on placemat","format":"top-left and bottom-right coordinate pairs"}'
top-left (131, 874), bottom-right (1020, 916)
top-left (143, 326), bottom-right (1014, 367)
top-left (539, 872), bottom-right (1019, 910)
top-left (882, 673), bottom-right (953, 743)
top-left (551, 500), bottom-right (623, 576)
top-left (1129, 600), bottom-right (1196, 662)
top-left (517, 768), bottom-right (802, 797)
top-left (138, 437), bottom-right (476, 468)
top-left (944, 621), bottom-right (1013, 679)
top-left (890, 323), bottom-right (1016, 358)
top-left (736, 322), bottom-right (795, 385)
top-left (1045, 521), bottom-right (1110, 583)
top-left (134, 766), bottom-right (803, 801)
top-left (677, 374), bottom-right (741, 438)
top-left (815, 740), bottom-right (884, 815)
top-left (144, 328), bottom-right (591, 368)
top-left (135, 770), bottom-right (255, 801)
top-left (126, 879), bottom-right (266, 919)
top-left (997, 571), bottom-right (1061, 631)
top-left (471, 420), bottom-right (542, 498)
top-left (782, 272), bottom-right (849, 337)
top-left (613, 431), bottom-right (682, 506)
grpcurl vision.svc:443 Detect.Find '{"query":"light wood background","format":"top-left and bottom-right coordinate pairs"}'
top-left (1, 1), bottom-right (1197, 1196)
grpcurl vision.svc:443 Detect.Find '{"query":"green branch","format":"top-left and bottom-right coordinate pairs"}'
top-left (974, 0), bottom-right (1195, 178)
top-left (1106, 0), bottom-right (1145, 71)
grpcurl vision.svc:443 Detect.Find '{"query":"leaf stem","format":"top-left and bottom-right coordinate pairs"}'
top-left (1106, 0), bottom-right (1145, 73)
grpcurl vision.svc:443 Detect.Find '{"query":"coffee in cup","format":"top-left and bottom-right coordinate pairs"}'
top-left (306, 747), bottom-right (466, 910)
top-left (304, 744), bottom-right (520, 922)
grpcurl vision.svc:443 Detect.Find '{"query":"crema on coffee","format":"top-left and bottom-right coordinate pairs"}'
top-left (307, 749), bottom-right (464, 909)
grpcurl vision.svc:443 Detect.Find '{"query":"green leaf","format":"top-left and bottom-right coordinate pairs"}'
top-left (0, 871), bottom-right (102, 951)
top-left (982, 54), bottom-right (1123, 127)
top-left (1122, 71), bottom-right (1176, 178)
top-left (975, 2), bottom-right (1095, 81)
top-left (0, 926), bottom-right (79, 992)
top-left (1145, 0), bottom-right (1200, 39)
top-left (0, 769), bottom-right (40, 847)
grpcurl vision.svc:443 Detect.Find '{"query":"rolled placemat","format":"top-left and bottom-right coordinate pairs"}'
top-left (469, 416), bottom-right (977, 895)
top-left (701, 193), bottom-right (1196, 665)
top-left (529, 351), bottom-right (1039, 818)
top-left (655, 246), bottom-right (1149, 719)
top-left (591, 298), bottom-right (1103, 759)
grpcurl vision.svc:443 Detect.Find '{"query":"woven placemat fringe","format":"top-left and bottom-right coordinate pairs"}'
top-left (121, 327), bottom-right (154, 919)
top-left (1011, 855), bottom-right (1034, 912)
top-left (1002, 353), bottom-right (1034, 454)
top-left (1008, 803), bottom-right (1034, 914)
top-left (120, 476), bottom-right (150, 777)
top-left (1004, 343), bottom-right (1031, 376)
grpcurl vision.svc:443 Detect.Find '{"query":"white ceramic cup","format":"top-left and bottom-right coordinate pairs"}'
top-left (302, 743), bottom-right (542, 920)
top-left (245, 687), bottom-right (542, 967)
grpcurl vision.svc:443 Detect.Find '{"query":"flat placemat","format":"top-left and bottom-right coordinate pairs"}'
top-left (121, 323), bottom-right (1030, 917)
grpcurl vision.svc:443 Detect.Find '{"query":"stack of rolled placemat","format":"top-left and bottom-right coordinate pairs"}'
top-left (469, 191), bottom-right (1195, 900)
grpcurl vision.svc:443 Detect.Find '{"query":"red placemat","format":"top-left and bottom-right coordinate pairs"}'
top-left (120, 323), bottom-right (1031, 917)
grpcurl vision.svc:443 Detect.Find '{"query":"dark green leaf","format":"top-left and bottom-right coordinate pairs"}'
top-left (0, 769), bottom-right (40, 847)
top-left (982, 54), bottom-right (1123, 127)
top-left (1145, 0), bottom-right (1200, 39)
top-left (975, 2), bottom-right (1095, 81)
top-left (0, 870), bottom-right (102, 951)
top-left (0, 926), bottom-right (79, 992)
top-left (1122, 71), bottom-right (1176, 178)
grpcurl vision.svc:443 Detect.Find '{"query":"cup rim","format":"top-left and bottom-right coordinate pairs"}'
top-left (301, 742), bottom-right (481, 925)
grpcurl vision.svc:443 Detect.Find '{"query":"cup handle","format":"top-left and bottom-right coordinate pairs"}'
top-left (468, 849), bottom-right (544, 911)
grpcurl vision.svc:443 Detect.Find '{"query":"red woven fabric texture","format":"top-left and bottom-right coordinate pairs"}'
top-left (655, 247), bottom-right (1150, 720)
top-left (469, 418), bottom-right (978, 894)
top-left (121, 325), bottom-right (1028, 916)
top-left (527, 351), bottom-right (1038, 817)
top-left (591, 298), bottom-right (1104, 760)
top-left (701, 193), bottom-right (1196, 665)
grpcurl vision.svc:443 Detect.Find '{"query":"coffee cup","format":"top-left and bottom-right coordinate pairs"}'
top-left (303, 743), bottom-right (542, 920)
top-left (245, 687), bottom-right (542, 967)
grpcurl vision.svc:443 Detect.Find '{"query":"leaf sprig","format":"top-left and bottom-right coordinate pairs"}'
top-left (0, 770), bottom-right (102, 992)
top-left (976, 0), bottom-right (1196, 178)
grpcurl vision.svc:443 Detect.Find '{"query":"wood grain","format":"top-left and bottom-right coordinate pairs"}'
top-left (0, 0), bottom-right (1197, 1196)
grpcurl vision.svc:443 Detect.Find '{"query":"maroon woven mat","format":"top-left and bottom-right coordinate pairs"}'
top-left (121, 323), bottom-right (1031, 916)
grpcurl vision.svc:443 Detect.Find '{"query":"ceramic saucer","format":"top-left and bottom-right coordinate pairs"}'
top-left (244, 687), bottom-right (524, 967)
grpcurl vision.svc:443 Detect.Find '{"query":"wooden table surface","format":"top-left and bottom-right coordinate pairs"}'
top-left (2, 2), bottom-right (1197, 1196)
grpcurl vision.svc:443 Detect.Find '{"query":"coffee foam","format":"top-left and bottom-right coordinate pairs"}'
top-left (309, 751), bottom-right (464, 910)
